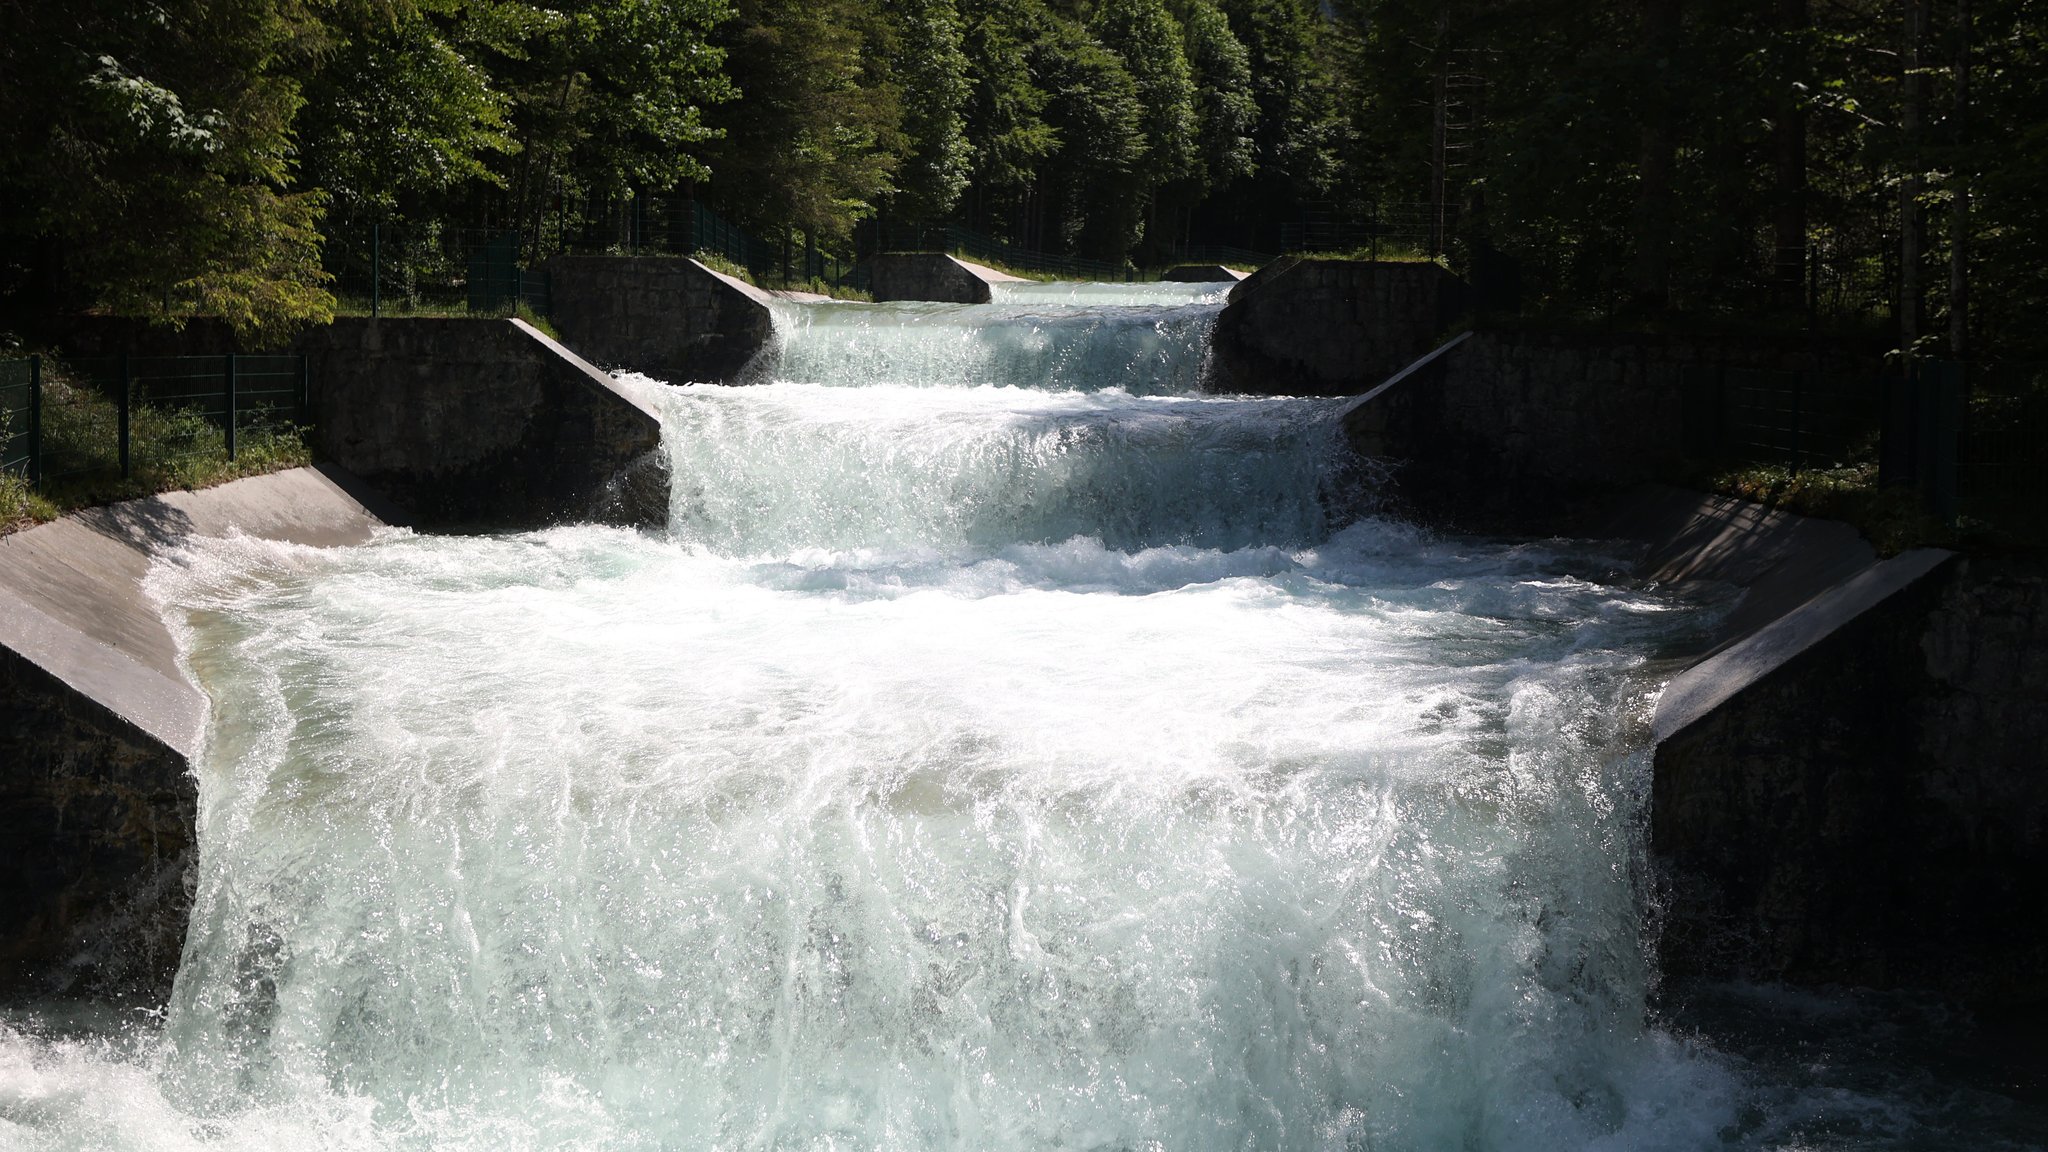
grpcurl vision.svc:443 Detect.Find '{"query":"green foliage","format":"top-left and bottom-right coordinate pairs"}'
top-left (8, 0), bottom-right (2048, 360)
top-left (1181, 0), bottom-right (1259, 189)
top-left (1093, 0), bottom-right (1201, 187)
top-left (702, 0), bottom-right (903, 253)
top-left (0, 0), bottom-right (335, 339)
top-left (957, 0), bottom-right (1058, 237)
top-left (1025, 5), bottom-right (1148, 259)
top-left (299, 5), bottom-right (513, 223)
top-left (885, 0), bottom-right (976, 221)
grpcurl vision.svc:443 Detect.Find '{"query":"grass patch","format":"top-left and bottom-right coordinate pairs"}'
top-left (1290, 246), bottom-right (1446, 266)
top-left (1702, 458), bottom-right (1951, 555)
top-left (1, 363), bottom-right (313, 539)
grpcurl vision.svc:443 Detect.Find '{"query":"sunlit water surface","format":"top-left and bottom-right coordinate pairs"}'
top-left (2, 284), bottom-right (2037, 1151)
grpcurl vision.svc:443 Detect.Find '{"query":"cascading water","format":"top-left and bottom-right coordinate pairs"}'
top-left (1, 284), bottom-right (2030, 1151)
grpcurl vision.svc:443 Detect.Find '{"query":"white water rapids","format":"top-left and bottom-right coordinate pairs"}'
top-left (3, 282), bottom-right (2026, 1150)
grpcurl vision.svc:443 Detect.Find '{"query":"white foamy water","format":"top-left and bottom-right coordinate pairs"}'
top-left (760, 280), bottom-right (1226, 395)
top-left (7, 287), bottom-right (2013, 1151)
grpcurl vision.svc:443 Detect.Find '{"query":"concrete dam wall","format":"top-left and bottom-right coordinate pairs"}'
top-left (301, 317), bottom-right (664, 530)
top-left (0, 468), bottom-right (390, 997)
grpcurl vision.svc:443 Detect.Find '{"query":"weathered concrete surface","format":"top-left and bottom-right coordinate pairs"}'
top-left (0, 466), bottom-right (389, 1000)
top-left (866, 254), bottom-right (1024, 303)
top-left (301, 317), bottom-right (664, 529)
top-left (542, 255), bottom-right (775, 382)
top-left (1161, 265), bottom-right (1248, 282)
top-left (1652, 553), bottom-right (2048, 1009)
top-left (1589, 485), bottom-right (1877, 649)
top-left (1211, 257), bottom-right (1467, 396)
top-left (1335, 328), bottom-right (1874, 524)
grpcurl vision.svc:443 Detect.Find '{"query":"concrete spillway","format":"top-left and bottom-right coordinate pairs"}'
top-left (1, 282), bottom-right (2036, 1149)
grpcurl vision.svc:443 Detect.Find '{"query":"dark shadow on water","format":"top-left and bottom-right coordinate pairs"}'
top-left (1661, 979), bottom-right (2048, 1150)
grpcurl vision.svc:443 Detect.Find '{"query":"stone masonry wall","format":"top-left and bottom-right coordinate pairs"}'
top-left (301, 317), bottom-right (664, 529)
top-left (1653, 559), bottom-right (2048, 1009)
top-left (1211, 257), bottom-right (1466, 395)
top-left (866, 254), bottom-right (1001, 304)
top-left (0, 646), bottom-right (193, 1002)
top-left (1352, 329), bottom-right (1872, 524)
top-left (543, 255), bottom-right (774, 382)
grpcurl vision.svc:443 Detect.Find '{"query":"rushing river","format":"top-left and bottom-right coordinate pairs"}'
top-left (1, 282), bottom-right (2039, 1150)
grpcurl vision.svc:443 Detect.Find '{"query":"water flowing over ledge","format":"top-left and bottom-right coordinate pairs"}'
top-left (6, 285), bottom-right (2020, 1151)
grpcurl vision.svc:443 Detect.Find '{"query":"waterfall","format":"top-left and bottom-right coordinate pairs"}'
top-left (2, 282), bottom-right (1844, 1152)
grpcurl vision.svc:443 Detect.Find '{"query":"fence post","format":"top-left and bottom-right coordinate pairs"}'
top-left (27, 354), bottom-right (41, 487)
top-left (371, 220), bottom-right (382, 320)
top-left (1931, 361), bottom-right (1962, 526)
top-left (224, 353), bottom-right (238, 462)
top-left (1790, 371), bottom-right (1805, 471)
top-left (118, 353), bottom-right (131, 480)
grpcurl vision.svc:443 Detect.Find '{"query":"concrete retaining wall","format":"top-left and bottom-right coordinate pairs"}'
top-left (0, 467), bottom-right (389, 1000)
top-left (1651, 554), bottom-right (2048, 1009)
top-left (543, 255), bottom-right (775, 382)
top-left (1338, 329), bottom-right (1873, 525)
top-left (1161, 265), bottom-right (1248, 282)
top-left (1211, 257), bottom-right (1467, 396)
top-left (300, 317), bottom-right (664, 530)
top-left (866, 254), bottom-right (1022, 303)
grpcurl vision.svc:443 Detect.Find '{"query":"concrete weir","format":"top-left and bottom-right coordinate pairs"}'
top-left (865, 253), bottom-right (1024, 304)
top-left (1329, 334), bottom-right (2048, 1008)
top-left (1211, 256), bottom-right (1466, 396)
top-left (301, 317), bottom-right (664, 529)
top-left (543, 255), bottom-right (776, 382)
top-left (1, 314), bottom-right (671, 998)
top-left (0, 468), bottom-right (390, 998)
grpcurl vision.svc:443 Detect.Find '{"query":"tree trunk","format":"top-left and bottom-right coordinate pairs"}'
top-left (1899, 0), bottom-right (1927, 352)
top-left (1632, 0), bottom-right (1681, 309)
top-left (1949, 0), bottom-right (1971, 358)
top-left (1774, 0), bottom-right (1809, 309)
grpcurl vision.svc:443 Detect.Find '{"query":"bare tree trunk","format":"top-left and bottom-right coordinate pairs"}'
top-left (1950, 0), bottom-right (1972, 357)
top-left (1632, 0), bottom-right (1681, 309)
top-left (1899, 0), bottom-right (1927, 352)
top-left (1774, 0), bottom-right (1809, 308)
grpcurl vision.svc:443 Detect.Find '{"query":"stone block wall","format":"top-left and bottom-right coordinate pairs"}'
top-left (1349, 329), bottom-right (1873, 524)
top-left (0, 646), bottom-right (194, 1001)
top-left (301, 318), bottom-right (664, 529)
top-left (543, 255), bottom-right (775, 382)
top-left (1211, 257), bottom-right (1466, 395)
top-left (866, 254), bottom-right (1002, 303)
top-left (1653, 559), bottom-right (2048, 1009)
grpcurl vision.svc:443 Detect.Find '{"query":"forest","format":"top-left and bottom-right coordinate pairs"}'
top-left (1, 0), bottom-right (2043, 359)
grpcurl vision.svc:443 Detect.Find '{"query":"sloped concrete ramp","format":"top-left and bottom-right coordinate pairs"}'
top-left (0, 466), bottom-right (391, 999)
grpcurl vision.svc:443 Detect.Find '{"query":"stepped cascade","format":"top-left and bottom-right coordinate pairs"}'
top-left (6, 281), bottom-right (1976, 1151)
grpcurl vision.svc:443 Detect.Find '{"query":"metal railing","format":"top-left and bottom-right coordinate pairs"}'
top-left (1164, 245), bottom-right (1272, 270)
top-left (0, 355), bottom-right (307, 489)
top-left (1280, 204), bottom-right (1449, 259)
top-left (1682, 364), bottom-right (1883, 472)
top-left (328, 224), bottom-right (552, 319)
top-left (1, 357), bottom-right (40, 484)
top-left (868, 221), bottom-right (1130, 281)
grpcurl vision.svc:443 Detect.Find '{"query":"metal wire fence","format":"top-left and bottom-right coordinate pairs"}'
top-left (1280, 204), bottom-right (1449, 259)
top-left (1954, 363), bottom-right (2048, 537)
top-left (327, 224), bottom-right (553, 318)
top-left (1681, 364), bottom-right (1884, 471)
top-left (1, 357), bottom-right (38, 482)
top-left (0, 355), bottom-right (307, 489)
top-left (868, 221), bottom-right (1130, 281)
